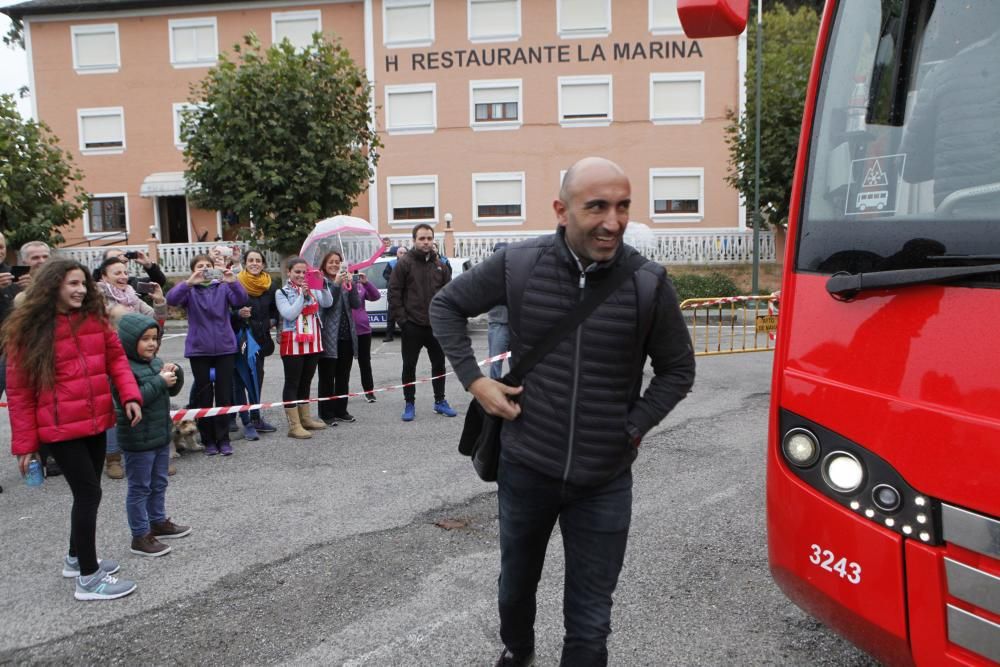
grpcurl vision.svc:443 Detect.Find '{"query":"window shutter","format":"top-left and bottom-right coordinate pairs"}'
top-left (75, 31), bottom-right (117, 68)
top-left (653, 79), bottom-right (701, 119)
top-left (472, 86), bottom-right (517, 106)
top-left (653, 175), bottom-right (700, 201)
top-left (82, 114), bottom-right (123, 147)
top-left (275, 18), bottom-right (319, 48)
top-left (651, 0), bottom-right (681, 30)
top-left (388, 91), bottom-right (434, 129)
top-left (561, 0), bottom-right (606, 32)
top-left (392, 182), bottom-right (435, 209)
top-left (470, 0), bottom-right (518, 38)
top-left (476, 179), bottom-right (521, 206)
top-left (562, 83), bottom-right (609, 117)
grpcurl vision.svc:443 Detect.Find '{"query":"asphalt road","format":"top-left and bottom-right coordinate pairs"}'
top-left (0, 331), bottom-right (877, 666)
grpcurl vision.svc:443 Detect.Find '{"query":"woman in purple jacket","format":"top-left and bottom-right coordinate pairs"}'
top-left (166, 254), bottom-right (248, 456)
top-left (351, 270), bottom-right (381, 403)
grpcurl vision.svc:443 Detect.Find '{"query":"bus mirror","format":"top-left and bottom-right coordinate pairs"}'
top-left (677, 0), bottom-right (749, 38)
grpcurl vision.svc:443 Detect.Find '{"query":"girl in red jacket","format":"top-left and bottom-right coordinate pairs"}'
top-left (4, 259), bottom-right (144, 601)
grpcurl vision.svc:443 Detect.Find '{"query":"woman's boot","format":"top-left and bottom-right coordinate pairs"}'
top-left (297, 404), bottom-right (327, 430)
top-left (105, 453), bottom-right (124, 479)
top-left (284, 407), bottom-right (312, 439)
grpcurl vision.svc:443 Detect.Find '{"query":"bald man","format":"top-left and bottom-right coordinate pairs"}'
top-left (431, 157), bottom-right (695, 666)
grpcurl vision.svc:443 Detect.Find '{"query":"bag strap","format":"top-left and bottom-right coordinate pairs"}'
top-left (506, 253), bottom-right (646, 384)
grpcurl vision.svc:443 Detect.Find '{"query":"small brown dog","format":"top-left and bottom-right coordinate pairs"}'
top-left (170, 420), bottom-right (201, 458)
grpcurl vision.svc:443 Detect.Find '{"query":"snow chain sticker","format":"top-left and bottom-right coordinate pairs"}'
top-left (845, 153), bottom-right (906, 216)
top-left (809, 544), bottom-right (862, 584)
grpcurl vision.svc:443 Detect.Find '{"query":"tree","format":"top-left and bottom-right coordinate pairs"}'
top-left (0, 93), bottom-right (88, 251)
top-left (183, 33), bottom-right (380, 254)
top-left (725, 3), bottom-right (819, 229)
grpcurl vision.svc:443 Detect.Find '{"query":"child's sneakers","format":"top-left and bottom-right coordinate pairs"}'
top-left (74, 571), bottom-right (137, 601)
top-left (150, 519), bottom-right (192, 539)
top-left (61, 555), bottom-right (120, 578)
top-left (130, 533), bottom-right (171, 557)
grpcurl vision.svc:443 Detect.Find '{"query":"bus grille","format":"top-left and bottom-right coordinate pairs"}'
top-left (942, 503), bottom-right (1000, 662)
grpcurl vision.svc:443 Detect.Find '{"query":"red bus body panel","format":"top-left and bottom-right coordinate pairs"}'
top-left (765, 0), bottom-right (1000, 664)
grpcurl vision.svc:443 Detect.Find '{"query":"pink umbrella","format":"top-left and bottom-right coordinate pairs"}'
top-left (299, 215), bottom-right (387, 272)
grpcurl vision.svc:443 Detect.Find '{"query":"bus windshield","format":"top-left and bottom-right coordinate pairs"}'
top-left (799, 0), bottom-right (1000, 276)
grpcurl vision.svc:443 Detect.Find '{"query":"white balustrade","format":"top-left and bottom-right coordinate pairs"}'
top-left (58, 245), bottom-right (150, 277)
top-left (157, 242), bottom-right (281, 277)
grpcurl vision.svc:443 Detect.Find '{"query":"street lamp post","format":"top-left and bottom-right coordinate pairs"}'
top-left (752, 0), bottom-right (763, 295)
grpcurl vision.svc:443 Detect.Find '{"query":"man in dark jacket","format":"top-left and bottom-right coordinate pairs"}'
top-left (431, 157), bottom-right (695, 667)
top-left (388, 223), bottom-right (456, 422)
top-left (381, 246), bottom-right (407, 342)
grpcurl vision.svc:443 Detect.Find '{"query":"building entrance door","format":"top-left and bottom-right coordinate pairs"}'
top-left (158, 196), bottom-right (189, 243)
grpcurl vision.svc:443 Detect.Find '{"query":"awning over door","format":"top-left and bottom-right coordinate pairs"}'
top-left (140, 172), bottom-right (187, 198)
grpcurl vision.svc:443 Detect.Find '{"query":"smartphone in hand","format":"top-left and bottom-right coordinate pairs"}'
top-left (136, 281), bottom-right (157, 295)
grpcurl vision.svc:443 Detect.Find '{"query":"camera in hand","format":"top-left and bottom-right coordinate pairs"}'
top-left (124, 251), bottom-right (140, 260)
top-left (10, 266), bottom-right (30, 278)
top-left (136, 281), bottom-right (157, 295)
top-left (206, 268), bottom-right (224, 281)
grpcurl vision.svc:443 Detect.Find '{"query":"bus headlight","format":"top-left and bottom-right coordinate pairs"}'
top-left (872, 484), bottom-right (902, 513)
top-left (782, 428), bottom-right (820, 467)
top-left (822, 451), bottom-right (865, 493)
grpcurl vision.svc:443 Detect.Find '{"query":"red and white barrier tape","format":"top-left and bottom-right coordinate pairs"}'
top-left (680, 291), bottom-right (781, 310)
top-left (167, 351), bottom-right (511, 422)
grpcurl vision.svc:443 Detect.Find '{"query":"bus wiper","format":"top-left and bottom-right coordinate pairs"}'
top-left (826, 263), bottom-right (1000, 300)
top-left (927, 254), bottom-right (1000, 262)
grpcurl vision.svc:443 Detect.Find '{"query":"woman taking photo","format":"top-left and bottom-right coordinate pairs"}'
top-left (276, 257), bottom-right (331, 438)
top-left (318, 250), bottom-right (361, 424)
top-left (166, 255), bottom-right (248, 456)
top-left (5, 259), bottom-right (143, 601)
top-left (95, 256), bottom-right (168, 479)
top-left (232, 249), bottom-right (279, 438)
top-left (351, 269), bottom-right (381, 403)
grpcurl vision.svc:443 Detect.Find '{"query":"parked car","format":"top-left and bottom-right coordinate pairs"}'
top-left (356, 255), bottom-right (471, 330)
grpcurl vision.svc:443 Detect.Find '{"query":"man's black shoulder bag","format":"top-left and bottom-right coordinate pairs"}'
top-left (459, 254), bottom-right (648, 482)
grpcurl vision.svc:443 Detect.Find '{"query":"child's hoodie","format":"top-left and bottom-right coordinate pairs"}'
top-left (112, 313), bottom-right (185, 452)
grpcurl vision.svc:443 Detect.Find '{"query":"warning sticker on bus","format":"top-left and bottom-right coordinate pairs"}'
top-left (845, 153), bottom-right (906, 216)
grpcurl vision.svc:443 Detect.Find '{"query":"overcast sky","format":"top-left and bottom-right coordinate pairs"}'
top-left (1, 2), bottom-right (32, 118)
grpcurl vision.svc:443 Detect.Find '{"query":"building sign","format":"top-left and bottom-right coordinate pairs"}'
top-left (386, 40), bottom-right (703, 72)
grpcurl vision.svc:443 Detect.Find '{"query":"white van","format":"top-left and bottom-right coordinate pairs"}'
top-left (356, 255), bottom-right (472, 330)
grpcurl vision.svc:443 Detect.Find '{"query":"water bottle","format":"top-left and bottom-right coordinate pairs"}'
top-left (846, 77), bottom-right (868, 134)
top-left (25, 459), bottom-right (44, 487)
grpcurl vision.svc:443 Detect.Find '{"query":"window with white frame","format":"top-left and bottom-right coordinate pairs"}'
top-left (650, 169), bottom-right (703, 220)
top-left (272, 10), bottom-right (321, 49)
top-left (172, 103), bottom-right (201, 147)
top-left (470, 80), bottom-right (521, 129)
top-left (649, 0), bottom-right (682, 33)
top-left (78, 107), bottom-right (125, 154)
top-left (71, 24), bottom-right (120, 73)
top-left (85, 195), bottom-right (128, 235)
top-left (558, 0), bottom-right (610, 38)
top-left (384, 0), bottom-right (434, 47)
top-left (473, 173), bottom-right (524, 223)
top-left (650, 73), bottom-right (704, 123)
top-left (388, 177), bottom-right (437, 223)
top-left (469, 0), bottom-right (520, 42)
top-left (558, 76), bottom-right (612, 126)
top-left (385, 84), bottom-right (436, 134)
top-left (169, 17), bottom-right (217, 67)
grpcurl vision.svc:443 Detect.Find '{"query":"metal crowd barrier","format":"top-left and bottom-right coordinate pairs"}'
top-left (679, 293), bottom-right (780, 356)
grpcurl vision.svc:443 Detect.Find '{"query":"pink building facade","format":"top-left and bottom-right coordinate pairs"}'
top-left (7, 0), bottom-right (765, 266)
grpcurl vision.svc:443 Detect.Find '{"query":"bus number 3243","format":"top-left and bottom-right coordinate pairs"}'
top-left (809, 545), bottom-right (862, 585)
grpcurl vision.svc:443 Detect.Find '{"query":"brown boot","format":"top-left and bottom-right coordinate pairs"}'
top-left (105, 453), bottom-right (124, 480)
top-left (297, 404), bottom-right (327, 430)
top-left (285, 407), bottom-right (312, 439)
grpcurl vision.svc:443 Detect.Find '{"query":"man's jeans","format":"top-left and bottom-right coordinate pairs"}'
top-left (487, 321), bottom-right (510, 380)
top-left (122, 445), bottom-right (170, 537)
top-left (497, 459), bottom-right (632, 667)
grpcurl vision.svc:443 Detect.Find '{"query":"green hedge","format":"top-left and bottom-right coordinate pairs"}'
top-left (669, 272), bottom-right (740, 302)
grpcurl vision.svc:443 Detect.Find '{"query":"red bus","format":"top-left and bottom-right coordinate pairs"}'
top-left (679, 1), bottom-right (1000, 664)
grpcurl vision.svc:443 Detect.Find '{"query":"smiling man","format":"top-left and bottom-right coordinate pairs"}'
top-left (431, 157), bottom-right (695, 666)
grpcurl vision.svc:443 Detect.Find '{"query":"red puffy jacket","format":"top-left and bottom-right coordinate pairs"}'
top-left (8, 312), bottom-right (142, 456)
